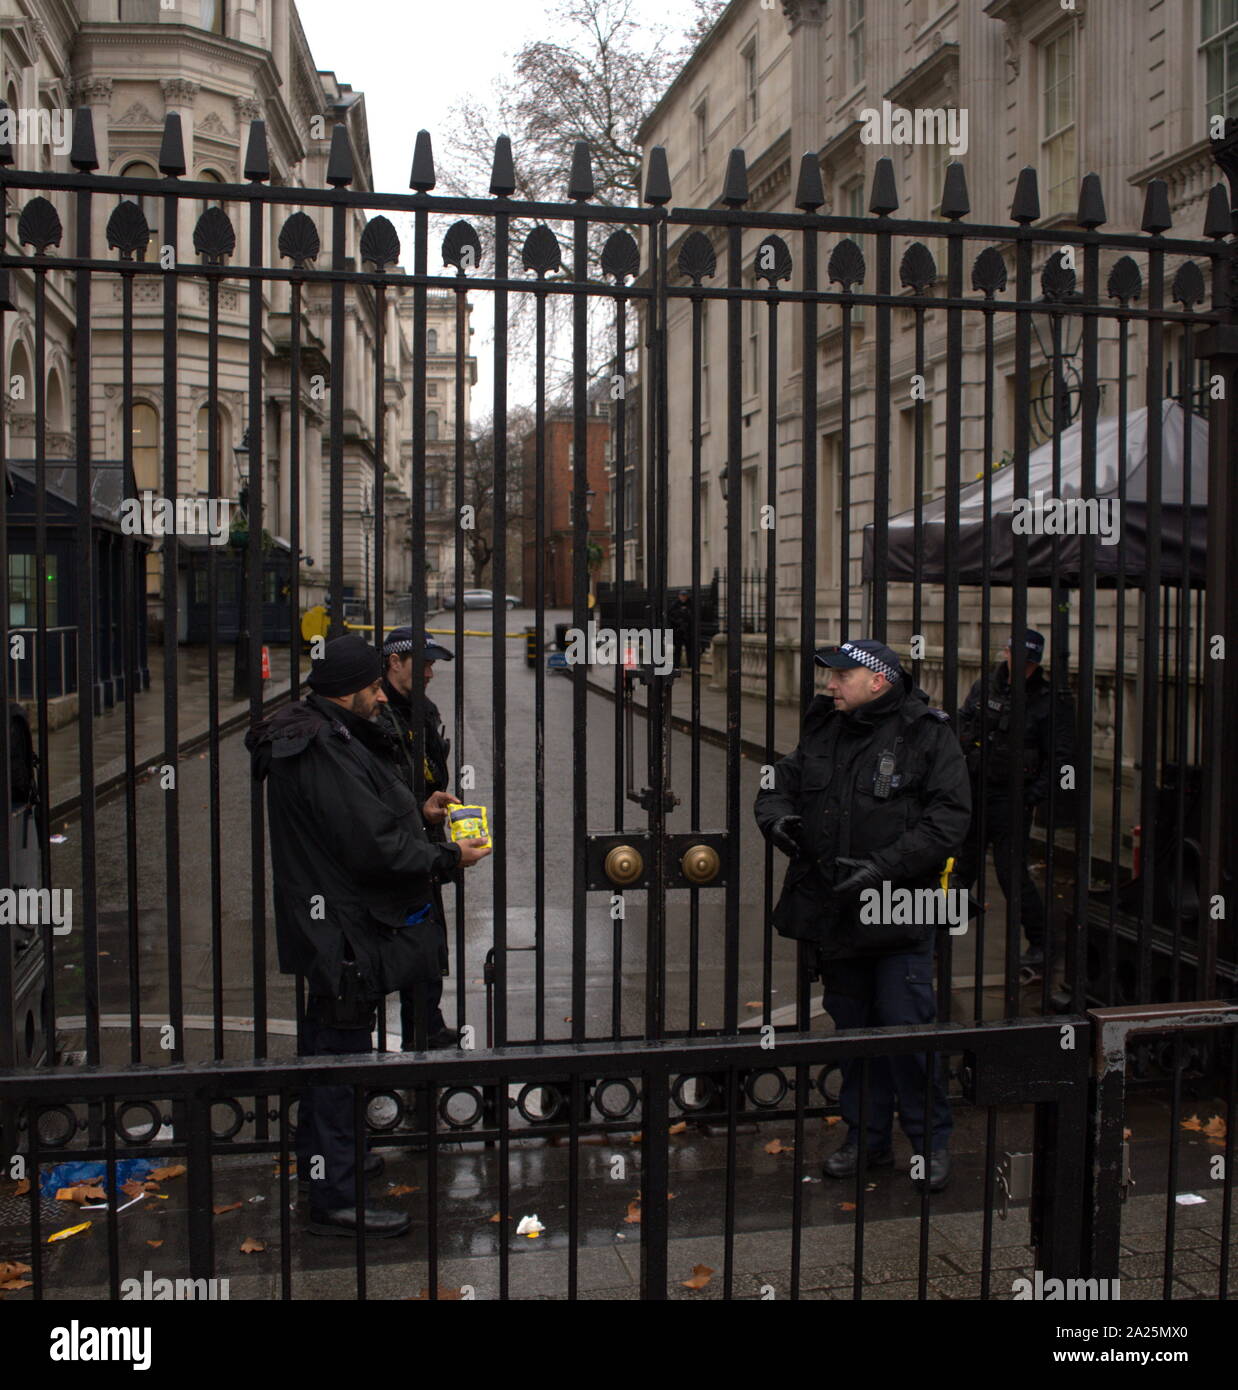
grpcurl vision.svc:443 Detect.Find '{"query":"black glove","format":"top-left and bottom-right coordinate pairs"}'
top-left (831, 857), bottom-right (884, 898)
top-left (768, 815), bottom-right (804, 857)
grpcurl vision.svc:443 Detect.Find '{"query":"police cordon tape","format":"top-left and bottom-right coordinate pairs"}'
top-left (342, 622), bottom-right (528, 639)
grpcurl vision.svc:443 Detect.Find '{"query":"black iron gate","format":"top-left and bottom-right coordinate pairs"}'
top-left (0, 109), bottom-right (1236, 1299)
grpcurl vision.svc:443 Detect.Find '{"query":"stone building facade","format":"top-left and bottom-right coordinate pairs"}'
top-left (1, 0), bottom-right (471, 641)
top-left (637, 0), bottom-right (1232, 802)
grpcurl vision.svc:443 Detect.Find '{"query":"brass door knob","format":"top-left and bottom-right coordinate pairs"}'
top-left (604, 844), bottom-right (644, 886)
top-left (681, 843), bottom-right (720, 884)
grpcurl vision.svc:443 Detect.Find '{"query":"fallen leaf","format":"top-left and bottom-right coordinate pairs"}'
top-left (668, 1192), bottom-right (677, 1200)
top-left (624, 1200), bottom-right (642, 1225)
top-left (764, 1138), bottom-right (794, 1156)
top-left (120, 1180), bottom-right (146, 1199)
top-left (839, 1201), bottom-right (857, 1212)
top-left (669, 1121), bottom-right (687, 1135)
top-left (681, 1264), bottom-right (713, 1290)
top-left (1202, 1115), bottom-right (1228, 1139)
top-left (212, 1201), bottom-right (242, 1215)
top-left (239, 1237), bottom-right (265, 1254)
top-left (744, 1001), bottom-right (762, 1009)
top-left (825, 1116), bottom-right (841, 1127)
top-left (414, 1286), bottom-right (463, 1300)
top-left (0, 1262), bottom-right (30, 1280)
top-left (13, 1180), bottom-right (30, 1197)
top-left (149, 1165), bottom-right (186, 1182)
top-left (48, 1222), bottom-right (92, 1242)
top-left (1123, 1127), bottom-right (1132, 1140)
top-left (563, 1017), bottom-right (572, 1023)
top-left (55, 1184), bottom-right (107, 1204)
top-left (388, 1184), bottom-right (421, 1197)
top-left (865, 1183), bottom-right (878, 1192)
top-left (146, 1240), bottom-right (163, 1249)
top-left (1182, 1114), bottom-right (1205, 1132)
top-left (0, 1279), bottom-right (31, 1291)
top-left (628, 1132), bottom-right (642, 1144)
top-left (141, 1182), bottom-right (162, 1193)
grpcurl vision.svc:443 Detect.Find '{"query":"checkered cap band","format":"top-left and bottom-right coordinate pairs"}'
top-left (840, 642), bottom-right (899, 684)
top-left (382, 638), bottom-right (416, 656)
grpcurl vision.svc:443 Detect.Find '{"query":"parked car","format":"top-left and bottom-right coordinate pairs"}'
top-left (443, 590), bottom-right (521, 610)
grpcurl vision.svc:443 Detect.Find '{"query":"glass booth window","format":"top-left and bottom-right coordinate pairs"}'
top-left (8, 553), bottom-right (58, 628)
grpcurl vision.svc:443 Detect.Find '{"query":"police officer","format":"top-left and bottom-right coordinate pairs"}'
top-left (955, 629), bottom-right (1074, 970)
top-left (379, 626), bottom-right (458, 1050)
top-left (247, 635), bottom-right (491, 1235)
top-left (668, 588), bottom-right (693, 670)
top-left (754, 639), bottom-right (971, 1192)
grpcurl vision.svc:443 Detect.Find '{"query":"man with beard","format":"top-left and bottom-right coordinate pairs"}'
top-left (247, 634), bottom-right (490, 1235)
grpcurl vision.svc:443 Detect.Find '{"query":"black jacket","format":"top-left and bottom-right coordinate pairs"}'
top-left (246, 693), bottom-right (461, 998)
top-left (958, 662), bottom-right (1074, 805)
top-left (380, 677), bottom-right (450, 841)
top-left (754, 676), bottom-right (971, 959)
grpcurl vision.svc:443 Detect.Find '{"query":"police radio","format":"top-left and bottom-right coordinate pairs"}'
top-left (874, 750), bottom-right (896, 799)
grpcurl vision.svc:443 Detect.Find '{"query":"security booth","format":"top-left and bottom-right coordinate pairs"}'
top-left (179, 532), bottom-right (294, 644)
top-left (4, 460), bottom-right (150, 711)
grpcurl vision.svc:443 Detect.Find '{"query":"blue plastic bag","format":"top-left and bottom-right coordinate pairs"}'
top-left (39, 1158), bottom-right (156, 1198)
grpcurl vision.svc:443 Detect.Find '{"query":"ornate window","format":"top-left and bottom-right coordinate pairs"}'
top-left (1203, 0), bottom-right (1238, 122)
top-left (1040, 27), bottom-right (1077, 217)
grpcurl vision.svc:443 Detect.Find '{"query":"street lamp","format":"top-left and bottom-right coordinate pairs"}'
top-left (360, 502), bottom-right (374, 627)
top-left (231, 428), bottom-right (252, 701)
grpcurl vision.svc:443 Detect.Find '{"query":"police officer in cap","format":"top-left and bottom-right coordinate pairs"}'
top-left (247, 634), bottom-right (491, 1236)
top-left (380, 626), bottom-right (459, 1049)
top-left (955, 629), bottom-right (1074, 970)
top-left (754, 639), bottom-right (971, 1192)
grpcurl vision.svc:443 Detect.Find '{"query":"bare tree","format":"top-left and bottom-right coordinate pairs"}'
top-left (438, 0), bottom-right (713, 392)
top-left (459, 405), bottom-right (535, 586)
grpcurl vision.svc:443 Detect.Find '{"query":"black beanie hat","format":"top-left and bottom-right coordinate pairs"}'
top-left (306, 634), bottom-right (382, 697)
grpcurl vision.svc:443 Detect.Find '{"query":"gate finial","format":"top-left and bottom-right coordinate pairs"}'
top-left (1076, 172), bottom-right (1106, 228)
top-left (70, 108), bottom-right (97, 172)
top-left (643, 147), bottom-right (671, 205)
top-left (327, 122), bottom-right (354, 187)
top-left (244, 120), bottom-right (270, 182)
top-left (940, 161), bottom-right (968, 220)
top-left (1140, 178), bottom-right (1171, 234)
top-left (158, 113), bottom-right (186, 177)
top-left (568, 141), bottom-right (595, 201)
top-left (410, 129), bottom-right (436, 192)
top-left (722, 148), bottom-right (748, 206)
top-left (1010, 167), bottom-right (1039, 224)
top-left (795, 152), bottom-right (824, 211)
top-left (1204, 182), bottom-right (1231, 240)
top-left (869, 156), bottom-right (897, 215)
top-left (490, 135), bottom-right (516, 197)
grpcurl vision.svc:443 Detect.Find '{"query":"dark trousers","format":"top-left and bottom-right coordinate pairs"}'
top-left (672, 627), bottom-right (691, 669)
top-left (399, 975), bottom-right (445, 1051)
top-left (954, 791), bottom-right (1044, 948)
top-left (295, 1002), bottom-right (377, 1215)
top-left (822, 941), bottom-right (953, 1153)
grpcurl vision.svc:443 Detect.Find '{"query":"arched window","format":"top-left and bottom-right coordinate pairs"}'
top-left (427, 328), bottom-right (439, 354)
top-left (120, 162), bottom-right (159, 241)
top-left (132, 403), bottom-right (159, 492)
top-left (426, 410), bottom-right (439, 440)
top-left (196, 168), bottom-right (226, 226)
top-left (45, 371), bottom-right (66, 439)
top-left (195, 404), bottom-right (230, 494)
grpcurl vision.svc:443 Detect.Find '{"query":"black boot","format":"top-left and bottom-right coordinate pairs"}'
top-left (822, 1139), bottom-right (895, 1179)
top-left (307, 1206), bottom-right (411, 1237)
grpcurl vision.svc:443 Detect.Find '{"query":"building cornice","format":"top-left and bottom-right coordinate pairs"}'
top-left (637, 0), bottom-right (744, 143)
top-left (886, 41), bottom-right (959, 107)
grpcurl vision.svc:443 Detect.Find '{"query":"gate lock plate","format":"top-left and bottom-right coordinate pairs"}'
top-left (586, 832), bottom-right (728, 891)
top-left (996, 1150), bottom-right (1033, 1221)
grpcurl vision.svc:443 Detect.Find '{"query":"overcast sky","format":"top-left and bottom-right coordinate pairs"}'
top-left (294, 0), bottom-right (704, 412)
